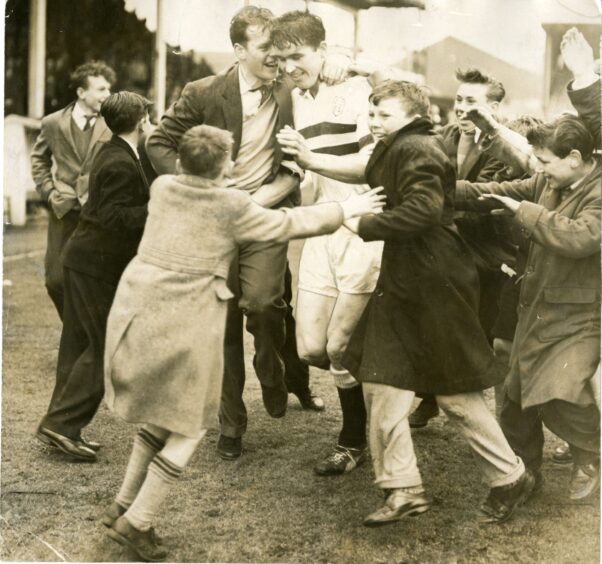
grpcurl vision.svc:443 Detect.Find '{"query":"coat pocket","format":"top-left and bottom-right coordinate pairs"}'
top-left (538, 287), bottom-right (599, 342)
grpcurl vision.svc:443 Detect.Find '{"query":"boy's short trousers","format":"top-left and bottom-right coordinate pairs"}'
top-left (298, 227), bottom-right (383, 298)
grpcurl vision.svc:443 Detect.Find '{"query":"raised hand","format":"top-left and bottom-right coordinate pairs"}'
top-left (465, 107), bottom-right (499, 136)
top-left (478, 193), bottom-right (520, 215)
top-left (340, 186), bottom-right (386, 219)
top-left (560, 28), bottom-right (596, 85)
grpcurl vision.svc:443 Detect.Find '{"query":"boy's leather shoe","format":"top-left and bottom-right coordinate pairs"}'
top-left (217, 435), bottom-right (242, 460)
top-left (107, 516), bottom-right (167, 562)
top-left (480, 469), bottom-right (535, 523)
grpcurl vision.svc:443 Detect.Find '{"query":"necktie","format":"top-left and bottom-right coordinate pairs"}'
top-left (253, 84), bottom-right (272, 108)
top-left (83, 114), bottom-right (97, 131)
top-left (457, 131), bottom-right (476, 177)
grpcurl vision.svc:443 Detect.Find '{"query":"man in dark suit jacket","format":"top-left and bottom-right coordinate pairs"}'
top-left (31, 61), bottom-right (116, 319)
top-left (147, 5), bottom-right (322, 461)
top-left (410, 68), bottom-right (516, 428)
top-left (36, 92), bottom-right (152, 462)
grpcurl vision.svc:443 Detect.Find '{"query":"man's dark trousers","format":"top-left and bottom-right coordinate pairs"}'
top-left (220, 249), bottom-right (312, 438)
top-left (220, 239), bottom-right (288, 438)
top-left (40, 267), bottom-right (117, 439)
top-left (44, 209), bottom-right (80, 319)
top-left (500, 392), bottom-right (600, 471)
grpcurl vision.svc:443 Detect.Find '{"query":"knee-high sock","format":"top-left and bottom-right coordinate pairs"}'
top-left (124, 453), bottom-right (184, 531)
top-left (337, 384), bottom-right (367, 449)
top-left (116, 428), bottom-right (166, 509)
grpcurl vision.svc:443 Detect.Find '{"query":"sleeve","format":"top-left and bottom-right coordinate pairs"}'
top-left (514, 191), bottom-right (600, 259)
top-left (567, 80), bottom-right (601, 148)
top-left (30, 120), bottom-right (56, 201)
top-left (146, 81), bottom-right (207, 175)
top-left (231, 193), bottom-right (343, 243)
top-left (455, 175), bottom-right (540, 211)
top-left (357, 148), bottom-right (446, 242)
top-left (474, 152), bottom-right (506, 182)
top-left (479, 125), bottom-right (537, 177)
top-left (94, 160), bottom-right (148, 231)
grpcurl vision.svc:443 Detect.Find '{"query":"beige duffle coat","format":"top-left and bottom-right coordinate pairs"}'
top-left (104, 174), bottom-right (343, 438)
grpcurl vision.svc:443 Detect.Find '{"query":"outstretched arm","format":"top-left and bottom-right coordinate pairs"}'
top-left (276, 126), bottom-right (369, 184)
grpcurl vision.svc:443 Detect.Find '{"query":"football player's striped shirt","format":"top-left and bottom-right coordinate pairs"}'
top-left (292, 76), bottom-right (373, 202)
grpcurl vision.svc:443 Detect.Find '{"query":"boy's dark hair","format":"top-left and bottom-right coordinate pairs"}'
top-left (69, 61), bottom-right (116, 92)
top-left (527, 114), bottom-right (594, 161)
top-left (229, 5), bottom-right (274, 46)
top-left (179, 125), bottom-right (233, 179)
top-left (369, 80), bottom-right (430, 117)
top-left (506, 114), bottom-right (543, 137)
top-left (100, 91), bottom-right (151, 135)
top-left (271, 11), bottom-right (326, 50)
top-left (455, 68), bottom-right (505, 103)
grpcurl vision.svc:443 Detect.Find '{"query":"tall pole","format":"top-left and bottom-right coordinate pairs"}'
top-left (28, 0), bottom-right (46, 118)
top-left (153, 0), bottom-right (167, 119)
top-left (352, 10), bottom-right (360, 59)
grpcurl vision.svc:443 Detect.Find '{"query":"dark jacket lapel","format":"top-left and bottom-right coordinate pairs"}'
top-left (220, 65), bottom-right (243, 159)
top-left (58, 102), bottom-right (80, 161)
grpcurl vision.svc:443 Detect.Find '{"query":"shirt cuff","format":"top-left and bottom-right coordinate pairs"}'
top-left (515, 201), bottom-right (544, 236)
top-left (280, 160), bottom-right (305, 182)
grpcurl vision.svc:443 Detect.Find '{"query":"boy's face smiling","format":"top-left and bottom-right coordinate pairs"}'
top-left (274, 42), bottom-right (325, 92)
top-left (369, 98), bottom-right (416, 140)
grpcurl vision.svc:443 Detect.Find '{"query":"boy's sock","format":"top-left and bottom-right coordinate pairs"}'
top-left (336, 382), bottom-right (367, 449)
top-left (124, 453), bottom-right (184, 531)
top-left (115, 428), bottom-right (166, 509)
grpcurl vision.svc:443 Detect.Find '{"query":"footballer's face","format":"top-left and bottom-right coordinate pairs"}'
top-left (274, 42), bottom-right (325, 91)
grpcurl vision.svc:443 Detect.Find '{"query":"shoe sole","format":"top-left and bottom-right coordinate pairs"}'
top-left (106, 527), bottom-right (165, 562)
top-left (363, 502), bottom-right (430, 527)
top-left (35, 431), bottom-right (97, 462)
top-left (217, 450), bottom-right (242, 461)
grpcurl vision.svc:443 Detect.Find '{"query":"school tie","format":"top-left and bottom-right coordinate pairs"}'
top-left (253, 84), bottom-right (272, 108)
top-left (83, 114), bottom-right (97, 131)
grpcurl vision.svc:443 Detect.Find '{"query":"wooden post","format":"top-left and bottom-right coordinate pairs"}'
top-left (352, 10), bottom-right (360, 59)
top-left (153, 0), bottom-right (167, 118)
top-left (28, 0), bottom-right (46, 118)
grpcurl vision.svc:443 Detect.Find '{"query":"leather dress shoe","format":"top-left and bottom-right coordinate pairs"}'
top-left (217, 435), bottom-right (242, 460)
top-left (107, 516), bottom-right (167, 562)
top-left (295, 390), bottom-right (325, 412)
top-left (363, 488), bottom-right (430, 527)
top-left (36, 427), bottom-right (97, 462)
top-left (569, 463), bottom-right (600, 501)
top-left (78, 437), bottom-right (102, 452)
top-left (103, 502), bottom-right (163, 545)
top-left (260, 383), bottom-right (288, 418)
top-left (409, 399), bottom-right (440, 428)
top-left (480, 469), bottom-right (535, 523)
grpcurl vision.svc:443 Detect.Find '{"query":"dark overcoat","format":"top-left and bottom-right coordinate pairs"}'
top-left (342, 118), bottom-right (501, 394)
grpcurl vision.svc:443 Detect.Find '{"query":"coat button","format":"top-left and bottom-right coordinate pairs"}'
top-left (375, 288), bottom-right (384, 297)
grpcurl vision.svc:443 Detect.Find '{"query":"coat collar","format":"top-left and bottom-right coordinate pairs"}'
top-left (367, 117), bottom-right (434, 173)
top-left (108, 135), bottom-right (150, 190)
top-left (553, 161), bottom-right (601, 213)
